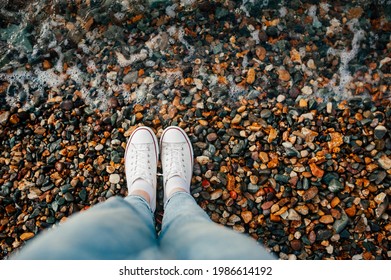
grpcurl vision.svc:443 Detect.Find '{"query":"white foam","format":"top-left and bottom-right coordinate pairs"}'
top-left (166, 3), bottom-right (178, 18)
top-left (279, 7), bottom-right (288, 17)
top-left (251, 29), bottom-right (260, 44)
top-left (115, 49), bottom-right (148, 67)
top-left (329, 19), bottom-right (366, 99)
top-left (66, 66), bottom-right (84, 84)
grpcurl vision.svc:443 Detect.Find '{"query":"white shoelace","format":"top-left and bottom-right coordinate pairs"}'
top-left (128, 143), bottom-right (153, 186)
top-left (163, 143), bottom-right (186, 184)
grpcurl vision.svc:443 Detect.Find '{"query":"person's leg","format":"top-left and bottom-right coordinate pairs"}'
top-left (11, 196), bottom-right (158, 259)
top-left (159, 192), bottom-right (276, 259)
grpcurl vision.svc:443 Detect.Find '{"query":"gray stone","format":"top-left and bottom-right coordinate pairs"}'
top-left (374, 125), bottom-right (387, 140)
top-left (333, 210), bottom-right (349, 233)
top-left (247, 183), bottom-right (259, 194)
top-left (123, 71), bottom-right (138, 84)
top-left (287, 209), bottom-right (301, 221)
top-left (328, 179), bottom-right (343, 192)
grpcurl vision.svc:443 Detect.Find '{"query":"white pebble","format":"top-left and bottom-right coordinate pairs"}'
top-left (196, 156), bottom-right (210, 165)
top-left (95, 144), bottom-right (104, 151)
top-left (301, 86), bottom-right (313, 95)
top-left (301, 113), bottom-right (314, 120)
top-left (326, 245), bottom-right (334, 254)
top-left (326, 102), bottom-right (333, 114)
top-left (277, 94), bottom-right (286, 103)
top-left (109, 174), bottom-right (120, 184)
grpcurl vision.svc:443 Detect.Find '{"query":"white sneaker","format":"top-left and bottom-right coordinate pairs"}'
top-left (160, 126), bottom-right (194, 202)
top-left (125, 126), bottom-right (159, 212)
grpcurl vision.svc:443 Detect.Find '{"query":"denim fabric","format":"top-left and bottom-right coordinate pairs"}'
top-left (12, 193), bottom-right (275, 260)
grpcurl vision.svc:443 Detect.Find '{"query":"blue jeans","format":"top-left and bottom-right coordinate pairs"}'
top-left (11, 192), bottom-right (275, 260)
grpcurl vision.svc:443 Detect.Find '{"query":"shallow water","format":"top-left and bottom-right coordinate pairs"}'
top-left (0, 0), bottom-right (390, 111)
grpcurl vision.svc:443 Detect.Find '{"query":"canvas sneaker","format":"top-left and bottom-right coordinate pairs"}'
top-left (160, 126), bottom-right (194, 203)
top-left (125, 126), bottom-right (159, 212)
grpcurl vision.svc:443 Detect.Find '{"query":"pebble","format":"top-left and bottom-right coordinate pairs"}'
top-left (60, 100), bottom-right (73, 111)
top-left (241, 211), bottom-right (253, 224)
top-left (328, 179), bottom-right (343, 192)
top-left (378, 155), bottom-right (391, 170)
top-left (109, 174), bottom-right (120, 184)
top-left (210, 189), bottom-right (223, 200)
top-left (95, 144), bottom-right (104, 151)
top-left (302, 187), bottom-right (318, 201)
top-left (0, 111), bottom-right (10, 125)
top-left (301, 86), bottom-right (313, 95)
top-left (320, 215), bottom-right (334, 224)
top-left (196, 156), bottom-right (210, 165)
top-left (287, 209), bottom-right (301, 221)
top-left (374, 125), bottom-right (387, 140)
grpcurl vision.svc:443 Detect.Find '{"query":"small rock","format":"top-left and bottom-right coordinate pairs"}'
top-left (5, 204), bottom-right (16, 215)
top-left (316, 229), bottom-right (333, 241)
top-left (231, 114), bottom-right (242, 124)
top-left (290, 239), bottom-right (302, 251)
top-left (196, 156), bottom-right (210, 165)
top-left (374, 192), bottom-right (386, 204)
top-left (287, 209), bottom-right (301, 221)
top-left (9, 114), bottom-right (19, 124)
top-left (55, 162), bottom-right (65, 172)
top-left (241, 211), bottom-right (253, 224)
top-left (210, 189), bottom-right (223, 200)
top-left (268, 127), bottom-right (278, 143)
top-left (328, 179), bottom-right (343, 192)
top-left (20, 232), bottom-right (35, 241)
top-left (258, 152), bottom-right (269, 163)
top-left (320, 215), bottom-right (334, 224)
top-left (228, 214), bottom-right (241, 224)
top-left (34, 126), bottom-right (46, 135)
top-left (277, 94), bottom-right (286, 103)
top-left (260, 109), bottom-right (271, 118)
top-left (277, 69), bottom-right (291, 81)
top-left (378, 155), bottom-right (391, 170)
top-left (246, 68), bottom-right (256, 84)
top-left (310, 163), bottom-right (324, 178)
top-left (108, 97), bottom-right (119, 109)
top-left (206, 133), bottom-right (218, 142)
top-left (345, 205), bottom-right (356, 217)
top-left (60, 100), bottom-right (73, 111)
top-left (0, 111), bottom-right (10, 126)
top-left (374, 125), bottom-right (387, 140)
top-left (330, 197), bottom-right (341, 208)
top-left (328, 132), bottom-right (344, 150)
top-left (302, 186), bottom-right (318, 201)
top-left (261, 201), bottom-right (274, 210)
top-left (109, 174), bottom-right (120, 184)
top-left (301, 86), bottom-right (313, 95)
top-left (95, 144), bottom-right (104, 151)
top-left (123, 71), bottom-right (138, 84)
top-left (295, 205), bottom-right (309, 215)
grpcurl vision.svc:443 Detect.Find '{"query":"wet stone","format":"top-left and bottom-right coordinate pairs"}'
top-left (64, 192), bottom-right (74, 202)
top-left (316, 229), bottom-right (333, 241)
top-left (109, 174), bottom-right (120, 184)
top-left (60, 100), bottom-right (73, 111)
top-left (328, 179), bottom-right (343, 193)
top-left (302, 186), bottom-right (318, 201)
top-left (374, 125), bottom-right (387, 140)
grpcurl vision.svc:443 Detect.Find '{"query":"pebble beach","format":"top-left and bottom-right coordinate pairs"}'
top-left (0, 0), bottom-right (390, 260)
